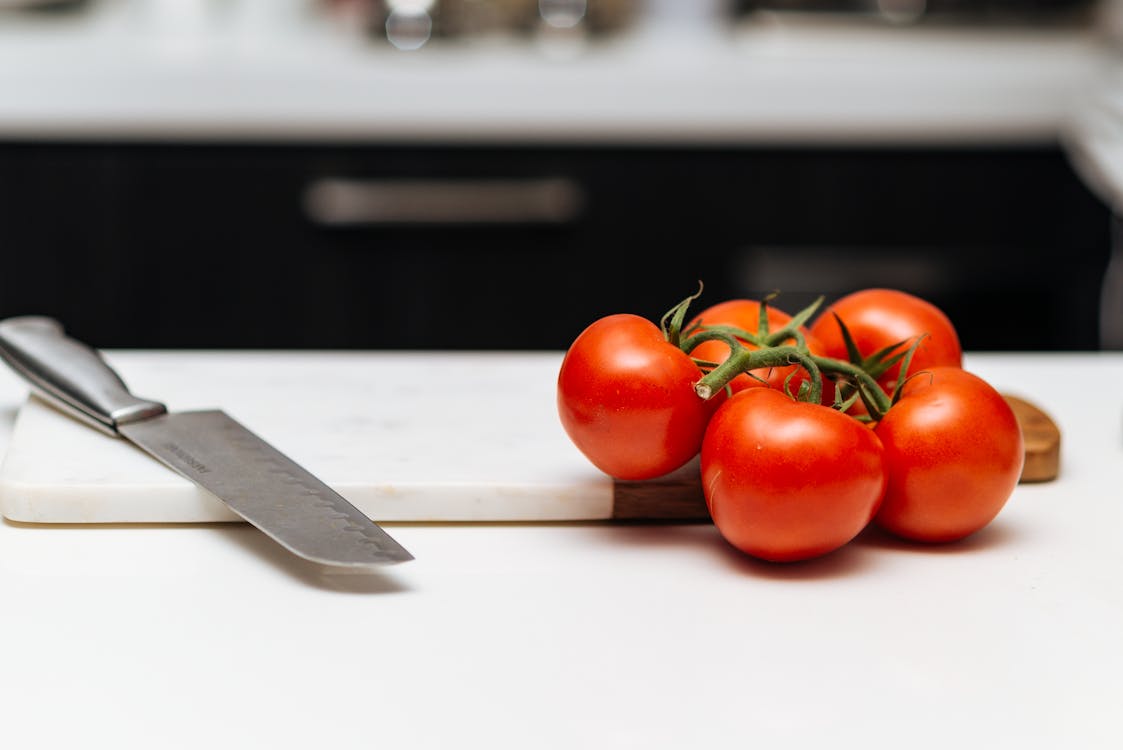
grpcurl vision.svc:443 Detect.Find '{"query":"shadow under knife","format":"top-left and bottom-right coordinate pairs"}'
top-left (210, 521), bottom-right (414, 594)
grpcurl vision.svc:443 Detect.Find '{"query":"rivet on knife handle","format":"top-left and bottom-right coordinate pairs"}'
top-left (0, 316), bottom-right (166, 435)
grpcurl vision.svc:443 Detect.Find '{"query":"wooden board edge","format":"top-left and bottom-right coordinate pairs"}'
top-left (1001, 393), bottom-right (1061, 483)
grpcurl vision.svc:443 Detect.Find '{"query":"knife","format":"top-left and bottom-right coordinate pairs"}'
top-left (0, 316), bottom-right (413, 568)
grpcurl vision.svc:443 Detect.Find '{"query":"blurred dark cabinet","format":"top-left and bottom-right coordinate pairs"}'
top-left (0, 141), bottom-right (1109, 350)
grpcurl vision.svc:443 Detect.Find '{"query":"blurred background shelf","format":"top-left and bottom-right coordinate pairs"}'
top-left (0, 0), bottom-right (1110, 144)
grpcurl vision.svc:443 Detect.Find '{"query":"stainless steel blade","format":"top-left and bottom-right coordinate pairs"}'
top-left (120, 410), bottom-right (413, 567)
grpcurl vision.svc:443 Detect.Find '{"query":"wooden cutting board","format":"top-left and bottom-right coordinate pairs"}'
top-left (0, 351), bottom-right (1059, 525)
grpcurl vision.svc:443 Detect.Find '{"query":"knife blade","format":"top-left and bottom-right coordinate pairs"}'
top-left (0, 316), bottom-right (413, 568)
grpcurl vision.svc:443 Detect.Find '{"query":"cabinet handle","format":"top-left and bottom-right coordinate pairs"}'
top-left (302, 177), bottom-right (584, 227)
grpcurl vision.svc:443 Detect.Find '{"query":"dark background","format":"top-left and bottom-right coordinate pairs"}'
top-left (0, 140), bottom-right (1109, 351)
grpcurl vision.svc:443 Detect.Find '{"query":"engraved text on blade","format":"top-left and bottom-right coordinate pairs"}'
top-left (162, 442), bottom-right (211, 474)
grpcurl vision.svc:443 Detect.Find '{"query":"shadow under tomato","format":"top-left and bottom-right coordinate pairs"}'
top-left (711, 534), bottom-right (880, 581)
top-left (589, 521), bottom-right (723, 553)
top-left (851, 519), bottom-right (1019, 555)
top-left (597, 521), bottom-right (881, 581)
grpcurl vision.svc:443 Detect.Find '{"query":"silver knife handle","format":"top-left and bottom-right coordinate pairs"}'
top-left (0, 316), bottom-right (166, 435)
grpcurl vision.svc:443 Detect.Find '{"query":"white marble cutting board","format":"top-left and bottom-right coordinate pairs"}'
top-left (0, 351), bottom-right (626, 524)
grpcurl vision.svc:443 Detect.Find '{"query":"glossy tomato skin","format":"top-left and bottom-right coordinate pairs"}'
top-left (688, 299), bottom-right (832, 402)
top-left (557, 314), bottom-right (718, 481)
top-left (701, 388), bottom-right (887, 562)
top-left (874, 367), bottom-right (1023, 543)
top-left (809, 288), bottom-right (963, 386)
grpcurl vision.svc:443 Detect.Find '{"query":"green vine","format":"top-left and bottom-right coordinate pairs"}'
top-left (659, 288), bottom-right (901, 421)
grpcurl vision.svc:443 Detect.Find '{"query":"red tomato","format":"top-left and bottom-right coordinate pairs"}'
top-left (688, 299), bottom-right (831, 402)
top-left (557, 313), bottom-right (718, 481)
top-left (874, 367), bottom-right (1023, 543)
top-left (701, 388), bottom-right (887, 562)
top-left (808, 288), bottom-right (963, 388)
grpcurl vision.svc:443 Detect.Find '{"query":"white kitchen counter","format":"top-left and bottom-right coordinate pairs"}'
top-left (0, 349), bottom-right (1120, 749)
top-left (0, 2), bottom-right (1112, 144)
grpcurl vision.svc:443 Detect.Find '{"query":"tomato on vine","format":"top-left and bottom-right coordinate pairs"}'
top-left (701, 388), bottom-right (888, 563)
top-left (873, 366), bottom-right (1023, 543)
top-left (557, 303), bottom-right (719, 481)
top-left (557, 283), bottom-right (1025, 560)
top-left (809, 288), bottom-right (963, 389)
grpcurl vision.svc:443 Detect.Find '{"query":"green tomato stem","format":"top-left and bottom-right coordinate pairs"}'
top-left (695, 345), bottom-right (823, 405)
top-left (680, 325), bottom-right (765, 355)
top-left (666, 288), bottom-right (890, 419)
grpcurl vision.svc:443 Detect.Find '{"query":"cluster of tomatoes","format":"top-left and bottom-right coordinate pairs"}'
top-left (556, 286), bottom-right (1025, 563)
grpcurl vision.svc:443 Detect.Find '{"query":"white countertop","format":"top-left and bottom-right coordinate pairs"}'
top-left (0, 2), bottom-right (1113, 144)
top-left (0, 349), bottom-right (1121, 749)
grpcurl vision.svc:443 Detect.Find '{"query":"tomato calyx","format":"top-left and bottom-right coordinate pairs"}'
top-left (680, 294), bottom-right (893, 418)
top-left (826, 313), bottom-right (929, 417)
top-left (814, 356), bottom-right (894, 418)
top-left (833, 311), bottom-right (912, 383)
top-left (682, 291), bottom-right (820, 352)
top-left (683, 294), bottom-right (823, 400)
top-left (649, 286), bottom-right (923, 422)
top-left (659, 282), bottom-right (705, 350)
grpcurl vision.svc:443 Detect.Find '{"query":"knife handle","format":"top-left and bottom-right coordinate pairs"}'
top-left (0, 316), bottom-right (166, 436)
